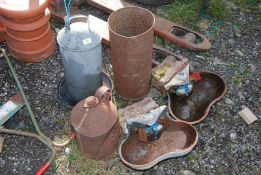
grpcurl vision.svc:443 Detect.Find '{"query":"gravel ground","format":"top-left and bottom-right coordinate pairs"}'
top-left (0, 1), bottom-right (260, 175)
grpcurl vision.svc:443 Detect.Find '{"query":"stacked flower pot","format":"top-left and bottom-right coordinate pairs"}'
top-left (0, 0), bottom-right (55, 62)
top-left (0, 22), bottom-right (5, 42)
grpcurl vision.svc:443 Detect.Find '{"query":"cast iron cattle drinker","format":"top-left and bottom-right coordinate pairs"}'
top-left (168, 72), bottom-right (227, 124)
top-left (119, 115), bottom-right (198, 170)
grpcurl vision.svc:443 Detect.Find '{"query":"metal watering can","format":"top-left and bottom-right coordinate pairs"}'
top-left (57, 15), bottom-right (102, 105)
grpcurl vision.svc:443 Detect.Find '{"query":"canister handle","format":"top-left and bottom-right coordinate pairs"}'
top-left (65, 14), bottom-right (91, 32)
top-left (84, 96), bottom-right (99, 108)
top-left (95, 86), bottom-right (112, 103)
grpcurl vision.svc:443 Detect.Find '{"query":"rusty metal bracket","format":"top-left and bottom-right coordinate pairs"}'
top-left (50, 0), bottom-right (211, 50)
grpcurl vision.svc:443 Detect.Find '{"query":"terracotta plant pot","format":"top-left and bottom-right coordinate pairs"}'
top-left (6, 23), bottom-right (50, 41)
top-left (0, 9), bottom-right (50, 31)
top-left (8, 38), bottom-right (55, 63)
top-left (168, 72), bottom-right (227, 124)
top-left (0, 0), bottom-right (50, 20)
top-left (119, 118), bottom-right (198, 170)
top-left (0, 6), bottom-right (54, 62)
top-left (6, 30), bottom-right (55, 62)
top-left (0, 22), bottom-right (5, 42)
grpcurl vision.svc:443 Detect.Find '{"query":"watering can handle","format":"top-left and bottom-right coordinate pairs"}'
top-left (65, 14), bottom-right (91, 31)
top-left (84, 86), bottom-right (112, 108)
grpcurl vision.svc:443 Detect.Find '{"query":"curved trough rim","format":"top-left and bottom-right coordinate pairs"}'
top-left (167, 71), bottom-right (227, 125)
top-left (108, 6), bottom-right (155, 39)
top-left (118, 118), bottom-right (198, 170)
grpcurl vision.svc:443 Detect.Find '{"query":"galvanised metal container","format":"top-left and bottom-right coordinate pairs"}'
top-left (71, 86), bottom-right (120, 160)
top-left (108, 7), bottom-right (155, 99)
top-left (57, 16), bottom-right (103, 102)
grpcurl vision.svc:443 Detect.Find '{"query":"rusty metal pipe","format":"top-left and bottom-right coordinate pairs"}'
top-left (108, 7), bottom-right (155, 99)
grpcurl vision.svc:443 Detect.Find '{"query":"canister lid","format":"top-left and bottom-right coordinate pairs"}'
top-left (70, 97), bottom-right (118, 137)
top-left (57, 22), bottom-right (102, 51)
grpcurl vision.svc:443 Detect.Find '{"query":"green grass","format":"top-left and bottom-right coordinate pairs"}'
top-left (158, 0), bottom-right (201, 28)
top-left (154, 36), bottom-right (168, 47)
top-left (55, 140), bottom-right (121, 175)
top-left (157, 0), bottom-right (231, 28)
top-left (207, 0), bottom-right (230, 19)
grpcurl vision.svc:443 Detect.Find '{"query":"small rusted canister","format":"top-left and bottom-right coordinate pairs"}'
top-left (71, 86), bottom-right (120, 160)
top-left (108, 7), bottom-right (155, 99)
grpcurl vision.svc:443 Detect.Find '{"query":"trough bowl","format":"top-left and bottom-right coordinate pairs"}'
top-left (168, 71), bottom-right (226, 124)
top-left (119, 118), bottom-right (198, 170)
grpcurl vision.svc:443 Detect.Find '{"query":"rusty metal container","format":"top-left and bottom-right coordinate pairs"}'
top-left (108, 7), bottom-right (155, 99)
top-left (71, 86), bottom-right (120, 160)
top-left (7, 30), bottom-right (55, 62)
top-left (0, 22), bottom-right (5, 42)
top-left (6, 23), bottom-right (50, 41)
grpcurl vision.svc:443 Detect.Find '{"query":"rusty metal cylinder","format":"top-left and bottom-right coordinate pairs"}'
top-left (108, 7), bottom-right (155, 99)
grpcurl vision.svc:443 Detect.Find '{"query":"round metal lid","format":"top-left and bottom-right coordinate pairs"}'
top-left (57, 22), bottom-right (101, 51)
top-left (0, 0), bottom-right (50, 19)
top-left (70, 98), bottom-right (118, 137)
